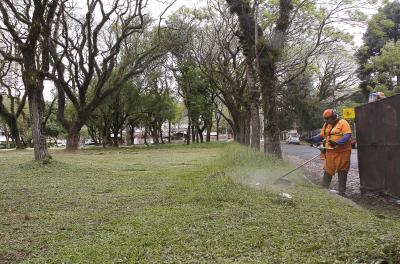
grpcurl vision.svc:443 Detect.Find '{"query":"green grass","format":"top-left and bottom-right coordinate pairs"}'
top-left (1, 143), bottom-right (400, 263)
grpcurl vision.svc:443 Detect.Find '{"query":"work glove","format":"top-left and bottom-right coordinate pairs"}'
top-left (328, 140), bottom-right (338, 148)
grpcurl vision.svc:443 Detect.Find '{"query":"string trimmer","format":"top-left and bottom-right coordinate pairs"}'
top-left (273, 146), bottom-right (334, 185)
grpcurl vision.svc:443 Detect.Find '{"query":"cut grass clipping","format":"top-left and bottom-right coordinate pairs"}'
top-left (0, 143), bottom-right (399, 263)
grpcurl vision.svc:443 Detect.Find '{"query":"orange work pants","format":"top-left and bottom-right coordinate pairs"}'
top-left (323, 150), bottom-right (351, 176)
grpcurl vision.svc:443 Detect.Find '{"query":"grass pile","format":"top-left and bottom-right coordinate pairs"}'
top-left (0, 143), bottom-right (399, 263)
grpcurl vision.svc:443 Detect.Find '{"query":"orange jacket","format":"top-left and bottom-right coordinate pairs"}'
top-left (320, 119), bottom-right (352, 153)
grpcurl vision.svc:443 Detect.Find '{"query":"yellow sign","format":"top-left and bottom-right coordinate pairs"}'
top-left (343, 108), bottom-right (355, 119)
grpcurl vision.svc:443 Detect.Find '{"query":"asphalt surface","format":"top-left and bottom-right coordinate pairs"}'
top-left (281, 143), bottom-right (359, 170)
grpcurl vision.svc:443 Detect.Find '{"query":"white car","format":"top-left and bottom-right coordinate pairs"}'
top-left (286, 133), bottom-right (300, 145)
top-left (56, 140), bottom-right (66, 147)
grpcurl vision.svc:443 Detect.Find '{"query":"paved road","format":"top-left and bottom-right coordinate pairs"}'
top-left (281, 143), bottom-right (359, 170)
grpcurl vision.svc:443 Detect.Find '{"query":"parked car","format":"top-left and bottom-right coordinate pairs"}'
top-left (56, 140), bottom-right (66, 147)
top-left (84, 139), bottom-right (96, 145)
top-left (286, 132), bottom-right (300, 145)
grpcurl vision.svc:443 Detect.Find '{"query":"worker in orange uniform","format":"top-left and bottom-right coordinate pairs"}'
top-left (307, 109), bottom-right (352, 195)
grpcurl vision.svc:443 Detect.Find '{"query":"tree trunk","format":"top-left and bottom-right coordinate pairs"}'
top-left (112, 130), bottom-right (119, 147)
top-left (244, 117), bottom-right (251, 146)
top-left (195, 127), bottom-right (200, 144)
top-left (160, 127), bottom-right (165, 144)
top-left (125, 125), bottom-right (131, 145)
top-left (397, 74), bottom-right (400, 90)
top-left (66, 130), bottom-right (81, 150)
top-left (144, 130), bottom-right (149, 146)
top-left (27, 85), bottom-right (50, 160)
top-left (216, 118), bottom-right (220, 141)
top-left (88, 126), bottom-right (99, 145)
top-left (151, 128), bottom-right (159, 145)
top-left (191, 125), bottom-right (196, 143)
top-left (234, 120), bottom-right (242, 143)
top-left (5, 133), bottom-right (10, 149)
top-left (239, 120), bottom-right (246, 145)
top-left (21, 137), bottom-right (27, 148)
top-left (168, 120), bottom-right (171, 143)
top-left (186, 119), bottom-right (191, 145)
top-left (238, 111), bottom-right (250, 146)
top-left (10, 118), bottom-right (24, 149)
top-left (107, 131), bottom-right (112, 146)
top-left (101, 127), bottom-right (108, 148)
top-left (206, 125), bottom-right (211, 142)
top-left (0, 98), bottom-right (25, 149)
top-left (246, 60), bottom-right (261, 150)
top-left (259, 51), bottom-right (283, 157)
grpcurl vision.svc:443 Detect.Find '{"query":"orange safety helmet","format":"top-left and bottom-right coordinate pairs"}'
top-left (323, 109), bottom-right (337, 119)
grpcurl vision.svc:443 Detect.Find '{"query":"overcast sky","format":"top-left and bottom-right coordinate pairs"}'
top-left (146, 0), bottom-right (206, 17)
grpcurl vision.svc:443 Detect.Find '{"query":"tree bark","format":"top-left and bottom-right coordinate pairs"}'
top-left (195, 127), bottom-right (200, 144)
top-left (88, 126), bottom-right (99, 145)
top-left (144, 130), bottom-right (149, 146)
top-left (9, 118), bottom-right (23, 149)
top-left (198, 126), bottom-right (204, 143)
top-left (216, 118), bottom-right (220, 141)
top-left (168, 120), bottom-right (171, 143)
top-left (186, 119), bottom-right (191, 145)
top-left (66, 130), bottom-right (81, 150)
top-left (152, 129), bottom-right (160, 145)
top-left (397, 74), bottom-right (400, 90)
top-left (0, 97), bottom-right (24, 149)
top-left (5, 133), bottom-right (10, 149)
top-left (101, 126), bottom-right (108, 148)
top-left (160, 127), bottom-right (165, 144)
top-left (206, 125), bottom-right (211, 142)
top-left (125, 125), bottom-right (131, 146)
top-left (130, 128), bottom-right (135, 145)
top-left (112, 130), bottom-right (119, 147)
top-left (246, 61), bottom-right (261, 150)
top-left (244, 117), bottom-right (251, 146)
top-left (239, 119), bottom-right (246, 145)
top-left (26, 79), bottom-right (50, 159)
top-left (191, 125), bottom-right (196, 143)
top-left (261, 72), bottom-right (282, 158)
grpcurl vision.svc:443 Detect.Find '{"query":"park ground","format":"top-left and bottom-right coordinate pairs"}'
top-left (1, 143), bottom-right (400, 263)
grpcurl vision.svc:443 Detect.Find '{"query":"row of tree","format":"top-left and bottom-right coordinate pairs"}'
top-left (1, 0), bottom-right (398, 160)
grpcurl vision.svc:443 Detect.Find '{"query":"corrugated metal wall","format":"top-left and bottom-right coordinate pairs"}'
top-left (355, 94), bottom-right (400, 198)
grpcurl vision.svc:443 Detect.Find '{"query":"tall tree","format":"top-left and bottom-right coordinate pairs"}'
top-left (0, 61), bottom-right (27, 149)
top-left (0, 0), bottom-right (58, 159)
top-left (50, 0), bottom-right (167, 150)
top-left (190, 3), bottom-right (251, 145)
top-left (356, 0), bottom-right (400, 97)
top-left (175, 61), bottom-right (213, 144)
top-left (227, 0), bottom-right (293, 157)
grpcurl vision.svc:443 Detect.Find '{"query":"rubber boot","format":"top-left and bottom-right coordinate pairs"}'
top-left (338, 171), bottom-right (348, 195)
top-left (322, 171), bottom-right (332, 189)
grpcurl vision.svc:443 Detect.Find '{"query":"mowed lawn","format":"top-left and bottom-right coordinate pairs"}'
top-left (1, 143), bottom-right (400, 263)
